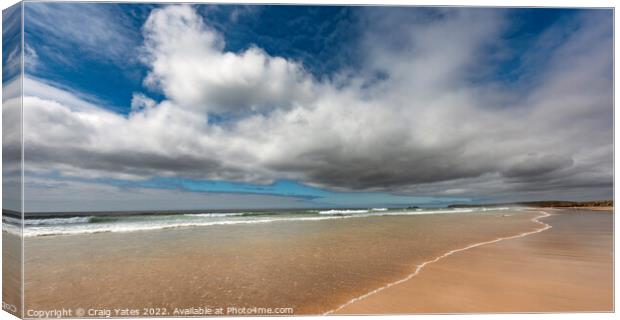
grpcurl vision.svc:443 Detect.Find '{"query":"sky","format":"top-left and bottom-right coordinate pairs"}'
top-left (1, 3), bottom-right (613, 212)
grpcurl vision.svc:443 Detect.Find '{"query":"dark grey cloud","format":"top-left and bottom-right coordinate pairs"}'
top-left (268, 141), bottom-right (494, 190)
top-left (502, 154), bottom-right (574, 179)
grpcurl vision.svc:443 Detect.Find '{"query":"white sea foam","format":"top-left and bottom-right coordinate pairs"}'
top-left (183, 212), bottom-right (245, 217)
top-left (319, 209), bottom-right (369, 215)
top-left (8, 207), bottom-right (521, 238)
top-left (18, 215), bottom-right (352, 237)
top-left (3, 215), bottom-right (91, 225)
top-left (2, 216), bottom-right (21, 225)
top-left (26, 216), bottom-right (92, 225)
top-left (322, 210), bottom-right (553, 315)
top-left (2, 222), bottom-right (22, 236)
top-left (21, 219), bottom-right (276, 237)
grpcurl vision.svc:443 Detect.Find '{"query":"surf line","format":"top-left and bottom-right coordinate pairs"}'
top-left (323, 210), bottom-right (553, 315)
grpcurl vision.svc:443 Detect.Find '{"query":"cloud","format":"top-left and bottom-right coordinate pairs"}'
top-left (141, 5), bottom-right (317, 115)
top-left (130, 93), bottom-right (157, 111)
top-left (502, 154), bottom-right (574, 179)
top-left (24, 44), bottom-right (39, 70)
top-left (16, 5), bottom-right (613, 202)
top-left (24, 2), bottom-right (141, 65)
top-left (228, 5), bottom-right (260, 23)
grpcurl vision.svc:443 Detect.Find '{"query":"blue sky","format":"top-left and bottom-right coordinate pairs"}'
top-left (24, 4), bottom-right (365, 113)
top-left (23, 5), bottom-right (584, 114)
top-left (3, 4), bottom-right (612, 211)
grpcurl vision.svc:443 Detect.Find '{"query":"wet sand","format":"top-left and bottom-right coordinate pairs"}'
top-left (23, 210), bottom-right (541, 316)
top-left (2, 232), bottom-right (22, 317)
top-left (335, 209), bottom-right (613, 314)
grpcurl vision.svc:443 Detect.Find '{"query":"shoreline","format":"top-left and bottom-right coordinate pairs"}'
top-left (18, 208), bottom-right (612, 315)
top-left (335, 208), bottom-right (613, 314)
top-left (325, 210), bottom-right (553, 315)
top-left (23, 209), bottom-right (540, 315)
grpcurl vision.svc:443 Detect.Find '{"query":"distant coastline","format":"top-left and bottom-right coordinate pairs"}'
top-left (448, 200), bottom-right (613, 209)
top-left (2, 200), bottom-right (613, 219)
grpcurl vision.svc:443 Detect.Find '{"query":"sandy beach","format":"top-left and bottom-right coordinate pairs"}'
top-left (579, 206), bottom-right (614, 211)
top-left (2, 232), bottom-right (22, 318)
top-left (17, 208), bottom-right (613, 316)
top-left (21, 209), bottom-right (537, 315)
top-left (335, 208), bottom-right (613, 314)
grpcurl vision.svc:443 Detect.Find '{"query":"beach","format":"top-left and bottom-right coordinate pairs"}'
top-left (335, 208), bottom-right (613, 314)
top-left (2, 232), bottom-right (22, 317)
top-left (16, 208), bottom-right (613, 316)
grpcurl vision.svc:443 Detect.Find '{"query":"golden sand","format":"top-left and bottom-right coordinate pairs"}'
top-left (22, 211), bottom-right (537, 315)
top-left (335, 209), bottom-right (613, 314)
top-left (17, 208), bottom-right (613, 316)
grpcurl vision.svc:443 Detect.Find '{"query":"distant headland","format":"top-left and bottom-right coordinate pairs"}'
top-left (448, 200), bottom-right (613, 208)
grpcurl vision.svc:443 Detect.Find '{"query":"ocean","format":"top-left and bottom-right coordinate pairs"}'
top-left (3, 207), bottom-right (513, 237)
top-left (17, 207), bottom-right (541, 315)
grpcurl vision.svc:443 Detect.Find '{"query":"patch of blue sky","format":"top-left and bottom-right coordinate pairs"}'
top-left (22, 4), bottom-right (597, 115)
top-left (138, 178), bottom-right (466, 208)
top-left (2, 3), bottom-right (22, 82)
top-left (155, 178), bottom-right (469, 207)
top-left (478, 8), bottom-right (608, 87)
top-left (30, 170), bottom-right (462, 208)
top-left (22, 3), bottom-right (364, 115)
top-left (23, 3), bottom-right (159, 113)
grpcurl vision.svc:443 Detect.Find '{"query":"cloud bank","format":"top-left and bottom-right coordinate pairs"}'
top-left (13, 5), bottom-right (613, 202)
